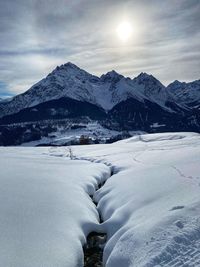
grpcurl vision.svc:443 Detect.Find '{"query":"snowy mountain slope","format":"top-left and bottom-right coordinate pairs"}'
top-left (0, 97), bottom-right (107, 125)
top-left (0, 62), bottom-right (177, 118)
top-left (0, 63), bottom-right (99, 117)
top-left (72, 132), bottom-right (200, 267)
top-left (167, 79), bottom-right (200, 109)
top-left (1, 95), bottom-right (196, 146)
top-left (132, 72), bottom-right (169, 109)
top-left (97, 70), bottom-right (172, 111)
top-left (107, 98), bottom-right (190, 132)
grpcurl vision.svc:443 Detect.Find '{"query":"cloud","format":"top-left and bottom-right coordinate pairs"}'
top-left (0, 81), bottom-right (12, 98)
top-left (0, 0), bottom-right (199, 97)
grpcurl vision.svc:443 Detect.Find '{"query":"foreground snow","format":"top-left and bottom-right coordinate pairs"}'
top-left (0, 132), bottom-right (200, 266)
top-left (0, 148), bottom-right (110, 267)
top-left (72, 132), bottom-right (200, 266)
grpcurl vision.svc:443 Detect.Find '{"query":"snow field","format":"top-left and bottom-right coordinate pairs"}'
top-left (0, 132), bottom-right (200, 267)
top-left (0, 148), bottom-right (110, 267)
top-left (72, 132), bottom-right (200, 266)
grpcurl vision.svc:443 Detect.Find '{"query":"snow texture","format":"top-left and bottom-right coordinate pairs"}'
top-left (73, 132), bottom-right (200, 267)
top-left (0, 132), bottom-right (200, 266)
top-left (0, 148), bottom-right (110, 267)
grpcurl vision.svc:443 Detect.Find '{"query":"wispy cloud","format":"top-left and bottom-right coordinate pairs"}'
top-left (0, 0), bottom-right (199, 96)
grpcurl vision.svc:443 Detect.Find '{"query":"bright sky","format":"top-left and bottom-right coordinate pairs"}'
top-left (0, 0), bottom-right (199, 97)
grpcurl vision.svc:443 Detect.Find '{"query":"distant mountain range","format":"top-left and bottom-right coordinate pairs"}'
top-left (0, 62), bottom-right (199, 145)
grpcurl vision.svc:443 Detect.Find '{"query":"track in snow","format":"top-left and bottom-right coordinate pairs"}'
top-left (48, 148), bottom-right (200, 267)
top-left (151, 228), bottom-right (200, 267)
top-left (83, 168), bottom-right (115, 267)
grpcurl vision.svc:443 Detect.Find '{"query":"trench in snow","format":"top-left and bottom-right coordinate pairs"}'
top-left (48, 150), bottom-right (118, 266)
top-left (82, 163), bottom-right (116, 267)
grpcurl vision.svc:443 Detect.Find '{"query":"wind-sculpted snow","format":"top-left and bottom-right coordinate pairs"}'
top-left (0, 132), bottom-right (200, 266)
top-left (0, 148), bottom-right (110, 267)
top-left (72, 132), bottom-right (200, 267)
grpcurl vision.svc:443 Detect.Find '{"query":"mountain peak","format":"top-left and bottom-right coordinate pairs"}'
top-left (136, 72), bottom-right (154, 80)
top-left (48, 62), bottom-right (96, 81)
top-left (167, 80), bottom-right (183, 88)
top-left (168, 79), bottom-right (200, 89)
top-left (100, 70), bottom-right (123, 82)
top-left (53, 62), bottom-right (80, 72)
top-left (134, 72), bottom-right (165, 88)
top-left (63, 62), bottom-right (80, 69)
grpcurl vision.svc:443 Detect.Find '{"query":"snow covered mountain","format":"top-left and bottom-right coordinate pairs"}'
top-left (0, 62), bottom-right (199, 146)
top-left (1, 63), bottom-right (199, 120)
top-left (167, 79), bottom-right (200, 109)
top-left (0, 62), bottom-right (176, 118)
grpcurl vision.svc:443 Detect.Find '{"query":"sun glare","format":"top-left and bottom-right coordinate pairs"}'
top-left (116, 21), bottom-right (132, 42)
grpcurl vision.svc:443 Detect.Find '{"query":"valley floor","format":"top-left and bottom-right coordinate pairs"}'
top-left (0, 132), bottom-right (200, 266)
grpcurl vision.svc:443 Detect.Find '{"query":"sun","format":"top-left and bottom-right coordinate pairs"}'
top-left (116, 21), bottom-right (132, 42)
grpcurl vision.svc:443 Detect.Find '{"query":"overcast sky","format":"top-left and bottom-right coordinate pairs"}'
top-left (0, 0), bottom-right (199, 97)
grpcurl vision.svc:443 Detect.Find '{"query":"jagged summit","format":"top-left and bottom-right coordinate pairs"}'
top-left (57, 62), bottom-right (81, 70)
top-left (167, 80), bottom-right (183, 88)
top-left (100, 70), bottom-right (123, 82)
top-left (49, 62), bottom-right (98, 80)
top-left (134, 72), bottom-right (163, 85)
top-left (136, 72), bottom-right (152, 79)
top-left (64, 62), bottom-right (79, 68)
top-left (168, 79), bottom-right (200, 89)
top-left (51, 62), bottom-right (80, 73)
